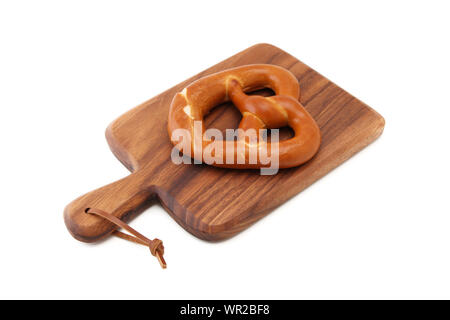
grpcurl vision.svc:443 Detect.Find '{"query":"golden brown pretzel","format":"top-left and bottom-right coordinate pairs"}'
top-left (168, 64), bottom-right (321, 169)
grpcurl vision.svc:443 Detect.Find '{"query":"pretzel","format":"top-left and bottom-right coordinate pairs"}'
top-left (168, 64), bottom-right (321, 169)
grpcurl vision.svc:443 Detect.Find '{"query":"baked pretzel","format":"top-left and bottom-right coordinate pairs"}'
top-left (168, 64), bottom-right (321, 169)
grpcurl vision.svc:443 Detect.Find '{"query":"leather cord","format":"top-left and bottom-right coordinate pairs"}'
top-left (86, 208), bottom-right (166, 268)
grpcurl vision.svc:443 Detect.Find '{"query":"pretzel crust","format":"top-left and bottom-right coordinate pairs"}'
top-left (168, 64), bottom-right (321, 169)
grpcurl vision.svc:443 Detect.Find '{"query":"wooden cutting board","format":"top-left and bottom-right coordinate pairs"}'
top-left (64, 43), bottom-right (385, 243)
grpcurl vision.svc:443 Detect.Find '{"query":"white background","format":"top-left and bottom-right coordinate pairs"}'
top-left (0, 1), bottom-right (449, 299)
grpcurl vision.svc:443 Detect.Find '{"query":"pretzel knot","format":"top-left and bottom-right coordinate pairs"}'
top-left (168, 64), bottom-right (321, 169)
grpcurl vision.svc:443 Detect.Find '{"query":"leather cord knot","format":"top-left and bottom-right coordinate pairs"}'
top-left (148, 238), bottom-right (164, 257)
top-left (85, 208), bottom-right (166, 269)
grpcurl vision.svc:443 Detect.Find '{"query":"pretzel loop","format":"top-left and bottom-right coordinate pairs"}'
top-left (168, 64), bottom-right (321, 169)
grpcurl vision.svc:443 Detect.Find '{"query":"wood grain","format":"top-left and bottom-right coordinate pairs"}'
top-left (64, 43), bottom-right (385, 242)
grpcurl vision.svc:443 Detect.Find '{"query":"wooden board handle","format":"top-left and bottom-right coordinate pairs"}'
top-left (64, 171), bottom-right (155, 242)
